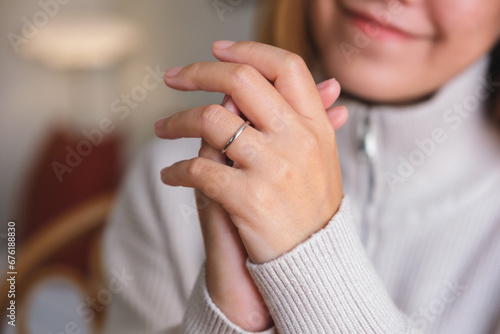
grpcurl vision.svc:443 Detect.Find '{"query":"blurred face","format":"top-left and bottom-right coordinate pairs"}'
top-left (309, 0), bottom-right (500, 104)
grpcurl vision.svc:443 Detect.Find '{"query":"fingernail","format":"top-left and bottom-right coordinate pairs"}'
top-left (213, 40), bottom-right (236, 50)
top-left (160, 167), bottom-right (169, 179)
top-left (155, 118), bottom-right (167, 131)
top-left (317, 78), bottom-right (337, 89)
top-left (165, 66), bottom-right (183, 79)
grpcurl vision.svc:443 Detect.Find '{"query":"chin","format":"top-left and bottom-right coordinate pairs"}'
top-left (340, 85), bottom-right (436, 105)
top-left (339, 77), bottom-right (431, 104)
top-left (326, 58), bottom-right (439, 105)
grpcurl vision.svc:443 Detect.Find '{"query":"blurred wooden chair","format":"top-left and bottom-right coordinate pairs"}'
top-left (1, 192), bottom-right (115, 334)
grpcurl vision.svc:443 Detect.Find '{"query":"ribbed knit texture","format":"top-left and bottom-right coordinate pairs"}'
top-left (180, 265), bottom-right (275, 334)
top-left (246, 198), bottom-right (414, 334)
top-left (101, 56), bottom-right (500, 334)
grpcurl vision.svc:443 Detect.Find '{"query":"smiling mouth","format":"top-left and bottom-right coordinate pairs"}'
top-left (339, 3), bottom-right (433, 42)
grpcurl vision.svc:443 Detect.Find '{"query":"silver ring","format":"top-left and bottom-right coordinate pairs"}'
top-left (222, 121), bottom-right (250, 154)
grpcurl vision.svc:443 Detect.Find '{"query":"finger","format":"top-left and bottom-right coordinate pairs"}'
top-left (199, 138), bottom-right (237, 167)
top-left (222, 94), bottom-right (242, 117)
top-left (161, 157), bottom-right (243, 208)
top-left (221, 78), bottom-right (340, 129)
top-left (197, 187), bottom-right (244, 254)
top-left (221, 78), bottom-right (337, 126)
top-left (221, 96), bottom-right (246, 167)
top-left (317, 79), bottom-right (341, 110)
top-left (326, 105), bottom-right (349, 130)
top-left (199, 139), bottom-right (227, 164)
top-left (212, 41), bottom-right (326, 119)
top-left (195, 187), bottom-right (245, 259)
top-left (196, 141), bottom-right (241, 240)
top-left (155, 105), bottom-right (264, 167)
top-left (164, 62), bottom-right (295, 132)
top-left (196, 141), bottom-right (243, 244)
top-left (196, 140), bottom-right (228, 220)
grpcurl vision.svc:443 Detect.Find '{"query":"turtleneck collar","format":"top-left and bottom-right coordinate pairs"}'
top-left (334, 56), bottom-right (500, 230)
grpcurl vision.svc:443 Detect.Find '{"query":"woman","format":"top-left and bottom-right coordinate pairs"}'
top-left (102, 0), bottom-right (500, 333)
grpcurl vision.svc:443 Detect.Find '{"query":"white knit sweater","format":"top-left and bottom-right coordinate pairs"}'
top-left (101, 56), bottom-right (500, 333)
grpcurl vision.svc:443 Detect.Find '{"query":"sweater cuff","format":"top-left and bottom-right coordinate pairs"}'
top-left (246, 197), bottom-right (412, 334)
top-left (181, 263), bottom-right (276, 334)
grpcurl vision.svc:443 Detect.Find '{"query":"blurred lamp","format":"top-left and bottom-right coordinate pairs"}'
top-left (19, 12), bottom-right (143, 71)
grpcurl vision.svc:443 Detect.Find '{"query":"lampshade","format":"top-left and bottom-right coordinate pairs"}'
top-left (20, 12), bottom-right (144, 71)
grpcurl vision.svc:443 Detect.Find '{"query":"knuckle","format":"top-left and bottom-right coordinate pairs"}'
top-left (187, 62), bottom-right (203, 75)
top-left (203, 182), bottom-right (221, 198)
top-left (282, 53), bottom-right (308, 74)
top-left (241, 142), bottom-right (259, 162)
top-left (213, 169), bottom-right (231, 188)
top-left (199, 104), bottom-right (224, 130)
top-left (187, 158), bottom-right (205, 179)
top-left (269, 113), bottom-right (289, 133)
top-left (301, 132), bottom-right (321, 155)
top-left (241, 41), bottom-right (259, 54)
top-left (231, 64), bottom-right (259, 87)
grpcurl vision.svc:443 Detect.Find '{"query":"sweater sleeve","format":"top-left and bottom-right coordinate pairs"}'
top-left (180, 197), bottom-right (422, 334)
top-left (245, 197), bottom-right (422, 334)
top-left (179, 264), bottom-right (276, 334)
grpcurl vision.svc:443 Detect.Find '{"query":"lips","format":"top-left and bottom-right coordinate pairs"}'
top-left (339, 3), bottom-right (434, 42)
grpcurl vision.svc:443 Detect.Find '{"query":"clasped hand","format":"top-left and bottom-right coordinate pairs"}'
top-left (154, 40), bottom-right (346, 332)
top-left (156, 40), bottom-right (345, 263)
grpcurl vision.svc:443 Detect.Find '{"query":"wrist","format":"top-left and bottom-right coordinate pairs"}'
top-left (242, 194), bottom-right (343, 264)
top-left (206, 260), bottom-right (273, 331)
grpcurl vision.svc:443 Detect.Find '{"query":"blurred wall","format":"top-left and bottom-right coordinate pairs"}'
top-left (0, 0), bottom-right (258, 228)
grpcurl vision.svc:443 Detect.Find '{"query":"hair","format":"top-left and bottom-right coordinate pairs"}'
top-left (256, 0), bottom-right (314, 65)
top-left (255, 0), bottom-right (500, 125)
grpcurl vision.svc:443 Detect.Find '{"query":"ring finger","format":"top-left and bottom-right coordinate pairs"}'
top-left (155, 104), bottom-right (266, 167)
